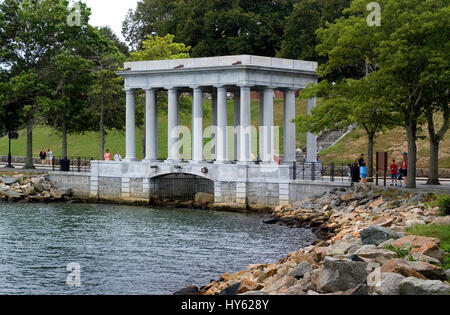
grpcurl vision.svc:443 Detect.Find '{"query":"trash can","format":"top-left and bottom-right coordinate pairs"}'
top-left (60, 159), bottom-right (71, 172)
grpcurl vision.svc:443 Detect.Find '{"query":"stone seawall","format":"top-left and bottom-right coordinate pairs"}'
top-left (48, 170), bottom-right (352, 210)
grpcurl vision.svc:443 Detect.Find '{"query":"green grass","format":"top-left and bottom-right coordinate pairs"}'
top-left (0, 98), bottom-right (308, 160)
top-left (406, 224), bottom-right (450, 269)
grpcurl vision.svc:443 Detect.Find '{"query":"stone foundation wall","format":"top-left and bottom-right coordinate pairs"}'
top-left (98, 177), bottom-right (121, 199)
top-left (247, 182), bottom-right (279, 207)
top-left (48, 172), bottom-right (91, 197)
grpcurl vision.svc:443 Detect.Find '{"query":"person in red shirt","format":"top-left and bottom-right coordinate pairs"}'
top-left (390, 159), bottom-right (399, 186)
top-left (104, 149), bottom-right (111, 161)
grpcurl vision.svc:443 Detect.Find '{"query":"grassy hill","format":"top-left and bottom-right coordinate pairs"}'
top-left (0, 98), bottom-right (309, 160)
top-left (319, 119), bottom-right (450, 169)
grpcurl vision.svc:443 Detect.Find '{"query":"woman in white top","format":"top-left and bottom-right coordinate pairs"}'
top-left (114, 152), bottom-right (122, 162)
top-left (47, 149), bottom-right (53, 165)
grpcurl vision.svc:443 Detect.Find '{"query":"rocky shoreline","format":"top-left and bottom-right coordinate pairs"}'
top-left (187, 184), bottom-right (450, 295)
top-left (0, 173), bottom-right (77, 203)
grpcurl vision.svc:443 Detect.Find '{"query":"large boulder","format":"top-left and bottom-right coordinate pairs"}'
top-left (195, 192), bottom-right (214, 206)
top-left (20, 183), bottom-right (35, 197)
top-left (404, 261), bottom-right (446, 280)
top-left (433, 216), bottom-right (450, 225)
top-left (33, 182), bottom-right (45, 193)
top-left (317, 257), bottom-right (369, 293)
top-left (391, 235), bottom-right (443, 261)
top-left (399, 277), bottom-right (450, 295)
top-left (360, 226), bottom-right (402, 246)
top-left (4, 190), bottom-right (24, 201)
top-left (0, 177), bottom-right (17, 185)
top-left (288, 262), bottom-right (313, 279)
top-left (353, 245), bottom-right (397, 265)
top-left (380, 259), bottom-right (426, 280)
top-left (373, 272), bottom-right (405, 295)
top-left (50, 188), bottom-right (63, 199)
top-left (173, 285), bottom-right (200, 295)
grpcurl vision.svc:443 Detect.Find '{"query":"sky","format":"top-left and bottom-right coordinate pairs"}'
top-left (82, 0), bottom-right (139, 42)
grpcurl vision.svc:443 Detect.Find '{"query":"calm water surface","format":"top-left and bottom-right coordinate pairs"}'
top-left (0, 203), bottom-right (316, 294)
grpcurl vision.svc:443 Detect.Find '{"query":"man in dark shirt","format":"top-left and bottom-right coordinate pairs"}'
top-left (358, 154), bottom-right (365, 167)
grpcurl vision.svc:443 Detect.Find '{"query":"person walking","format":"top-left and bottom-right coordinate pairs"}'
top-left (401, 152), bottom-right (408, 187)
top-left (114, 152), bottom-right (122, 162)
top-left (390, 158), bottom-right (399, 186)
top-left (104, 149), bottom-right (111, 161)
top-left (39, 149), bottom-right (46, 166)
top-left (46, 149), bottom-right (53, 166)
top-left (351, 158), bottom-right (360, 183)
top-left (360, 161), bottom-right (367, 184)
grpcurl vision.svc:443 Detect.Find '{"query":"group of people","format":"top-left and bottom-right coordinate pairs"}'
top-left (389, 153), bottom-right (408, 187)
top-left (103, 149), bottom-right (123, 162)
top-left (348, 152), bottom-right (408, 186)
top-left (39, 148), bottom-right (54, 166)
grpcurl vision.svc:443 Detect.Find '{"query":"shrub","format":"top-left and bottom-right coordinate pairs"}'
top-left (435, 193), bottom-right (450, 216)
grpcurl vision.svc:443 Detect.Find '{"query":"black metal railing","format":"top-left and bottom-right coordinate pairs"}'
top-left (295, 162), bottom-right (349, 182)
top-left (149, 173), bottom-right (214, 202)
top-left (52, 157), bottom-right (94, 173)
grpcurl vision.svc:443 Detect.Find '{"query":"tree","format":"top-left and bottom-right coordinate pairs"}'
top-left (296, 78), bottom-right (396, 180)
top-left (129, 34), bottom-right (190, 61)
top-left (87, 33), bottom-right (126, 160)
top-left (310, 0), bottom-right (450, 188)
top-left (278, 0), bottom-right (351, 63)
top-left (123, 0), bottom-right (295, 57)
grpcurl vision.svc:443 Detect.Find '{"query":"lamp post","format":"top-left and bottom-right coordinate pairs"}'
top-left (5, 131), bottom-right (18, 168)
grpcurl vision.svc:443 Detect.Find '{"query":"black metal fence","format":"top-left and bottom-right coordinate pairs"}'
top-left (52, 157), bottom-right (93, 173)
top-left (294, 162), bottom-right (350, 182)
top-left (149, 173), bottom-right (214, 202)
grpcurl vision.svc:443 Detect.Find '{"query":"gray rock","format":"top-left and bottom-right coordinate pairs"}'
top-left (288, 262), bottom-right (313, 279)
top-left (4, 190), bottom-right (24, 200)
top-left (0, 177), bottom-right (17, 185)
top-left (446, 269), bottom-right (450, 281)
top-left (220, 282), bottom-right (241, 296)
top-left (374, 272), bottom-right (405, 295)
top-left (317, 257), bottom-right (369, 293)
top-left (58, 188), bottom-right (72, 197)
top-left (353, 245), bottom-right (397, 264)
top-left (360, 226), bottom-right (402, 246)
top-left (33, 182), bottom-right (45, 193)
top-left (173, 285), bottom-right (199, 295)
top-left (285, 284), bottom-right (307, 295)
top-left (399, 277), bottom-right (450, 295)
top-left (239, 290), bottom-right (269, 296)
top-left (20, 184), bottom-right (35, 196)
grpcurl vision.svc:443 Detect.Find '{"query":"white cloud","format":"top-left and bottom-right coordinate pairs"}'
top-left (80, 0), bottom-right (139, 41)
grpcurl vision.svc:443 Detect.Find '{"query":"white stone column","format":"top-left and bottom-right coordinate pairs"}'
top-left (283, 89), bottom-right (297, 163)
top-left (215, 86), bottom-right (228, 163)
top-left (211, 92), bottom-right (217, 160)
top-left (167, 87), bottom-right (179, 162)
top-left (233, 91), bottom-right (240, 161)
top-left (144, 88), bottom-right (158, 161)
top-left (191, 86), bottom-right (203, 163)
top-left (239, 86), bottom-right (252, 163)
top-left (306, 97), bottom-right (318, 163)
top-left (263, 87), bottom-right (275, 163)
top-left (258, 91), bottom-right (264, 162)
top-left (125, 88), bottom-right (136, 161)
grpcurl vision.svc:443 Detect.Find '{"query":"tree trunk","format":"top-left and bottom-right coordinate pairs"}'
top-left (426, 104), bottom-right (449, 185)
top-left (24, 112), bottom-right (35, 169)
top-left (62, 108), bottom-right (67, 160)
top-left (367, 131), bottom-right (375, 182)
top-left (405, 119), bottom-right (417, 189)
top-left (99, 85), bottom-right (105, 160)
top-left (427, 138), bottom-right (440, 185)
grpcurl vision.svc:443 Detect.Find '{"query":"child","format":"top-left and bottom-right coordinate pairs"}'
top-left (104, 149), bottom-right (111, 161)
top-left (390, 159), bottom-right (399, 186)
